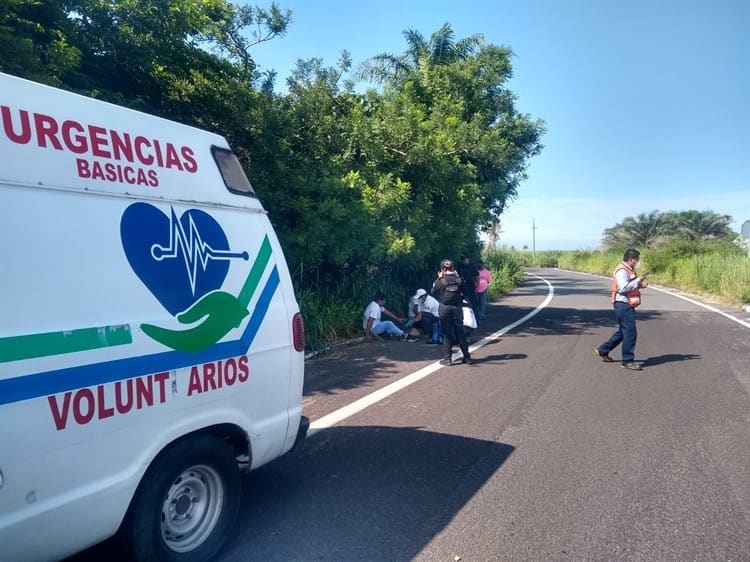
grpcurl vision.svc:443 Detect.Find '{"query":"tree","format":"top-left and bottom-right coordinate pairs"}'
top-left (671, 210), bottom-right (732, 241)
top-left (358, 23), bottom-right (484, 85)
top-left (249, 54), bottom-right (380, 279)
top-left (1, 0), bottom-right (290, 113)
top-left (2, 11), bottom-right (544, 297)
top-left (353, 23), bottom-right (544, 271)
top-left (602, 210), bottom-right (665, 250)
top-left (0, 0), bottom-right (81, 84)
top-left (601, 210), bottom-right (735, 251)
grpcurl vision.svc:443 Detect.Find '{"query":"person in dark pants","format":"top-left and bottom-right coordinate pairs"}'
top-left (431, 259), bottom-right (471, 366)
top-left (458, 255), bottom-right (479, 311)
top-left (595, 248), bottom-right (648, 371)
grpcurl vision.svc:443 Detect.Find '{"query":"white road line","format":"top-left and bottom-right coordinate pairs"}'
top-left (308, 274), bottom-right (555, 435)
top-left (647, 285), bottom-right (750, 329)
top-left (561, 269), bottom-right (750, 329)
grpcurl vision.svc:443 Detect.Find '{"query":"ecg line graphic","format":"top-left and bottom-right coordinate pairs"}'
top-left (151, 207), bottom-right (249, 295)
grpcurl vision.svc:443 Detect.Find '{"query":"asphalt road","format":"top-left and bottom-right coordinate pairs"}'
top-left (73, 268), bottom-right (750, 561)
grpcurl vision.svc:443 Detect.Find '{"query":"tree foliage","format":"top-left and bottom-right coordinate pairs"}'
top-left (351, 23), bottom-right (544, 274)
top-left (1, 7), bottom-right (544, 298)
top-left (602, 210), bottom-right (734, 251)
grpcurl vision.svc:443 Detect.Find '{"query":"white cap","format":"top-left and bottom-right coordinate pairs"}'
top-left (414, 288), bottom-right (427, 298)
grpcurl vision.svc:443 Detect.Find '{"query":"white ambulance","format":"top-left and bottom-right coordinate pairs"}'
top-left (0, 72), bottom-right (307, 561)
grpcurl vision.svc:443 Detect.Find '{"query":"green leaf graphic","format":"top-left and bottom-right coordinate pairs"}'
top-left (141, 291), bottom-right (249, 352)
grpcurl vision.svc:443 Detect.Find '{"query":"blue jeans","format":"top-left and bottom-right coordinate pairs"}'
top-left (599, 301), bottom-right (637, 363)
top-left (476, 290), bottom-right (488, 321)
top-left (371, 321), bottom-right (403, 337)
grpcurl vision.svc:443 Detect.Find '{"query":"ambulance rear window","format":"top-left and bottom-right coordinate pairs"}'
top-left (212, 146), bottom-right (256, 196)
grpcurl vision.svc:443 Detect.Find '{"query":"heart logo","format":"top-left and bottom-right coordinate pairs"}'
top-left (121, 203), bottom-right (240, 316)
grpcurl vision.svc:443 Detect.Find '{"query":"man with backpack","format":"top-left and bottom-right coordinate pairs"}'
top-left (431, 260), bottom-right (472, 366)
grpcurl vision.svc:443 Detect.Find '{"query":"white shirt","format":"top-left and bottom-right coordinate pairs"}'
top-left (363, 301), bottom-right (383, 329)
top-left (614, 263), bottom-right (641, 304)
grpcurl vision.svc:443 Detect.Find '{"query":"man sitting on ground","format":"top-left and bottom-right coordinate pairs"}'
top-left (363, 292), bottom-right (417, 342)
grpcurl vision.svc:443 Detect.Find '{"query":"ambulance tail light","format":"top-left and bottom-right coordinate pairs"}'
top-left (292, 313), bottom-right (305, 352)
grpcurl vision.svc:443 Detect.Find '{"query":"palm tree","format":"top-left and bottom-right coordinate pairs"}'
top-left (673, 210), bottom-right (732, 240)
top-left (602, 210), bottom-right (665, 250)
top-left (358, 23), bottom-right (484, 84)
top-left (486, 220), bottom-right (502, 249)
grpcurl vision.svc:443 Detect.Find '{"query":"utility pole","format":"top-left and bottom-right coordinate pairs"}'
top-left (532, 218), bottom-right (537, 265)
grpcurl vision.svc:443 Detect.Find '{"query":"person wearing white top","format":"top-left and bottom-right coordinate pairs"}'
top-left (409, 288), bottom-right (442, 343)
top-left (363, 292), bottom-right (417, 342)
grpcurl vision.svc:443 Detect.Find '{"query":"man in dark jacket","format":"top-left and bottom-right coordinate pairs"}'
top-left (458, 256), bottom-right (479, 311)
top-left (431, 259), bottom-right (471, 366)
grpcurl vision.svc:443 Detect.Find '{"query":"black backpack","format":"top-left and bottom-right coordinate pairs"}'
top-left (437, 275), bottom-right (462, 306)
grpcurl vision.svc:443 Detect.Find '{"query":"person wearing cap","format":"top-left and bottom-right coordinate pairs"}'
top-left (363, 292), bottom-right (417, 342)
top-left (409, 288), bottom-right (442, 344)
top-left (407, 288), bottom-right (427, 326)
top-left (431, 260), bottom-right (472, 365)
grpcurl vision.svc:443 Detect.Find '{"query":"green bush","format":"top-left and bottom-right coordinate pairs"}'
top-left (483, 249), bottom-right (526, 299)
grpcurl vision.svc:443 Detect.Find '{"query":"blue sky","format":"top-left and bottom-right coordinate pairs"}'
top-left (251, 0), bottom-right (749, 250)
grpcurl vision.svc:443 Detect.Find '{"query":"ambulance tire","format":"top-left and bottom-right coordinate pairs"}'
top-left (120, 434), bottom-right (242, 562)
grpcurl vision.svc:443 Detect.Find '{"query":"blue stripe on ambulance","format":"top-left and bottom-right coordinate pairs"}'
top-left (0, 267), bottom-right (280, 406)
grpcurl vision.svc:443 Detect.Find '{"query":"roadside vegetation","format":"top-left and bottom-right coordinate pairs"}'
top-left (557, 239), bottom-right (750, 307)
top-left (1, 1), bottom-right (546, 352)
top-left (4, 4), bottom-right (746, 351)
top-left (522, 210), bottom-right (750, 309)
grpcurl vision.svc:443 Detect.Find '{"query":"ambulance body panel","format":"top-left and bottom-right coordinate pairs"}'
top-left (0, 73), bottom-right (306, 562)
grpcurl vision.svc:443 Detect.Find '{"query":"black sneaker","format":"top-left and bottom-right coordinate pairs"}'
top-left (461, 355), bottom-right (472, 365)
top-left (621, 362), bottom-right (643, 371)
top-left (594, 348), bottom-right (614, 363)
top-left (401, 334), bottom-right (418, 343)
top-left (439, 359), bottom-right (452, 366)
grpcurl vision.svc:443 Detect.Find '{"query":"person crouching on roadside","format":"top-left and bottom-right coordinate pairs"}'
top-left (410, 288), bottom-right (442, 344)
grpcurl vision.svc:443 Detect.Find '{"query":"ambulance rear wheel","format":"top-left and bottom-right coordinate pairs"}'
top-left (121, 434), bottom-right (241, 562)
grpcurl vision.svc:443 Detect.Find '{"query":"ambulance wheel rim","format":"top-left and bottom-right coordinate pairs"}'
top-left (160, 464), bottom-right (224, 553)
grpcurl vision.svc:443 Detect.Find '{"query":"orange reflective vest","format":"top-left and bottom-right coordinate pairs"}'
top-left (611, 263), bottom-right (641, 307)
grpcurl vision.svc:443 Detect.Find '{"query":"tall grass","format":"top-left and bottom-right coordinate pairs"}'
top-left (483, 249), bottom-right (526, 298)
top-left (557, 239), bottom-right (750, 306)
top-left (296, 288), bottom-right (362, 352)
top-left (503, 249), bottom-right (563, 268)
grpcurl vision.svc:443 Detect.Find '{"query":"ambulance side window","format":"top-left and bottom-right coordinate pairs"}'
top-left (212, 146), bottom-right (256, 196)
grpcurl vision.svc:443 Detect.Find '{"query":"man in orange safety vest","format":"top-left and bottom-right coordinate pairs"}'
top-left (595, 248), bottom-right (649, 371)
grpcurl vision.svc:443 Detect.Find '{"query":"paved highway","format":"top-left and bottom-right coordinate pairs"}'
top-left (74, 268), bottom-right (750, 561)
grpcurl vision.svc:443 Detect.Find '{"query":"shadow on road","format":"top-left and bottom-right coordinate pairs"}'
top-left (224, 426), bottom-right (514, 561)
top-left (66, 427), bottom-right (514, 562)
top-left (473, 352), bottom-right (527, 364)
top-left (509, 306), bottom-right (663, 338)
top-left (641, 353), bottom-right (701, 367)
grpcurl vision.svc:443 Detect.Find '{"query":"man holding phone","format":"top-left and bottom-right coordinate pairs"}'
top-left (595, 248), bottom-right (649, 371)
